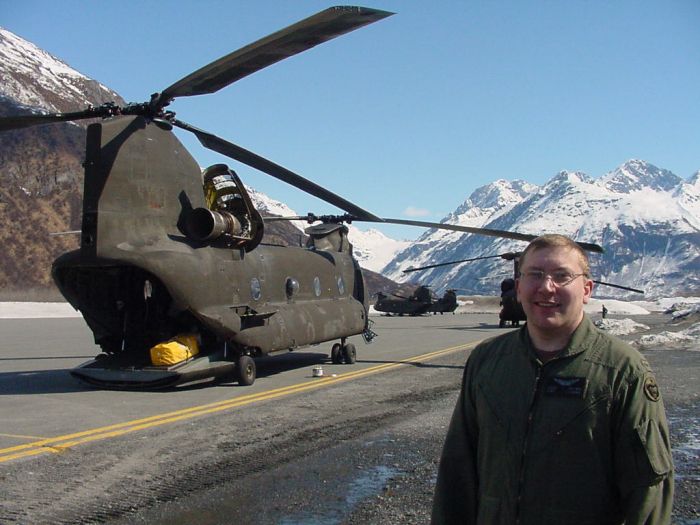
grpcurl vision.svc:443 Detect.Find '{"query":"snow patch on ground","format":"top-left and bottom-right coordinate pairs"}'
top-left (585, 298), bottom-right (651, 315)
top-left (594, 318), bottom-right (650, 336)
top-left (0, 302), bottom-right (80, 319)
top-left (636, 323), bottom-right (700, 350)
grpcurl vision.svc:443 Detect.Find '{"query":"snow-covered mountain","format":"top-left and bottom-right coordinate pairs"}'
top-left (0, 27), bottom-right (407, 286)
top-left (0, 27), bottom-right (123, 113)
top-left (383, 160), bottom-right (700, 299)
top-left (346, 226), bottom-right (411, 273)
top-left (247, 187), bottom-right (410, 271)
top-left (0, 28), bottom-right (130, 291)
top-left (1, 28), bottom-right (698, 299)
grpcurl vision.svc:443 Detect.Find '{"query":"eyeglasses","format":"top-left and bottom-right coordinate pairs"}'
top-left (519, 270), bottom-right (587, 287)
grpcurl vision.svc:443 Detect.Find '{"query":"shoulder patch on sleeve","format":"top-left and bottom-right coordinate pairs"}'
top-left (643, 374), bottom-right (660, 402)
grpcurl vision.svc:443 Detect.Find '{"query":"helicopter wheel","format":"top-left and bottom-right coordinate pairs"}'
top-left (331, 343), bottom-right (343, 364)
top-left (237, 355), bottom-right (256, 386)
top-left (342, 343), bottom-right (356, 364)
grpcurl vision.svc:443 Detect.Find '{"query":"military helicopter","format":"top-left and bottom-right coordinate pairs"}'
top-left (428, 289), bottom-right (460, 314)
top-left (1, 6), bottom-right (605, 389)
top-left (373, 285), bottom-right (460, 316)
top-left (373, 285), bottom-right (435, 316)
top-left (404, 250), bottom-right (643, 327)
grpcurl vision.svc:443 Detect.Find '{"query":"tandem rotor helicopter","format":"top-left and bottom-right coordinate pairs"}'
top-left (1, 6), bottom-right (605, 389)
top-left (373, 286), bottom-right (459, 316)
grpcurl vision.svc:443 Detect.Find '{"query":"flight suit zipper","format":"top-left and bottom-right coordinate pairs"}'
top-left (515, 364), bottom-right (543, 524)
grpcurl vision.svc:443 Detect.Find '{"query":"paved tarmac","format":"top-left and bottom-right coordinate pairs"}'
top-left (0, 311), bottom-right (697, 524)
top-left (0, 313), bottom-right (501, 458)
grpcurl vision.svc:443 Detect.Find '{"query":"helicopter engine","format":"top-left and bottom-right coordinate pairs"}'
top-left (186, 164), bottom-right (264, 250)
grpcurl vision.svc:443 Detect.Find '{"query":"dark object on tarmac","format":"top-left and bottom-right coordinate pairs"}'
top-left (499, 278), bottom-right (526, 328)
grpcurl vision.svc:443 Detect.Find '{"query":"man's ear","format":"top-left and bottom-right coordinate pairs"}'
top-left (582, 278), bottom-right (594, 304)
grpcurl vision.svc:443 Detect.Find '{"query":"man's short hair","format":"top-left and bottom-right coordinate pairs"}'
top-left (518, 234), bottom-right (590, 276)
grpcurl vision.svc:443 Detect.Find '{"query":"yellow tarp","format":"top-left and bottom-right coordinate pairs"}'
top-left (150, 334), bottom-right (200, 366)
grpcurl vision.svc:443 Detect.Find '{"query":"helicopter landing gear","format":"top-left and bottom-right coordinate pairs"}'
top-left (331, 339), bottom-right (356, 364)
top-left (236, 354), bottom-right (256, 386)
top-left (331, 343), bottom-right (343, 364)
top-left (342, 343), bottom-right (357, 364)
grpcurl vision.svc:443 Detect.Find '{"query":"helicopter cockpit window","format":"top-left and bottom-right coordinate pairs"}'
top-left (285, 277), bottom-right (300, 299)
top-left (337, 276), bottom-right (345, 295)
top-left (305, 223), bottom-right (350, 253)
top-left (250, 277), bottom-right (262, 301)
top-left (313, 276), bottom-right (322, 297)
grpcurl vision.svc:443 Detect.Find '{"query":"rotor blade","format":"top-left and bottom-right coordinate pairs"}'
top-left (262, 215), bottom-right (310, 222)
top-left (262, 213), bottom-right (359, 224)
top-left (0, 108), bottom-right (107, 132)
top-left (404, 251), bottom-right (522, 273)
top-left (593, 280), bottom-right (644, 294)
top-left (173, 119), bottom-right (381, 221)
top-left (154, 6), bottom-right (393, 109)
top-left (370, 218), bottom-right (605, 253)
top-left (403, 254), bottom-right (508, 273)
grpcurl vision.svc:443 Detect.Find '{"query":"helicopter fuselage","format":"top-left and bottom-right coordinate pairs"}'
top-left (52, 116), bottom-right (368, 388)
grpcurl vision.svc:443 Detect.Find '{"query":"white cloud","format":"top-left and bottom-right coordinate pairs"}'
top-left (403, 206), bottom-right (431, 217)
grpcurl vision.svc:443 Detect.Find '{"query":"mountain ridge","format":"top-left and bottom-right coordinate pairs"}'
top-left (0, 28), bottom-right (698, 301)
top-left (383, 159), bottom-right (699, 299)
top-left (0, 27), bottom-right (408, 298)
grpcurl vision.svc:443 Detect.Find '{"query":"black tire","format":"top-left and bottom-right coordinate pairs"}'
top-left (237, 355), bottom-right (256, 386)
top-left (342, 343), bottom-right (356, 364)
top-left (331, 343), bottom-right (343, 364)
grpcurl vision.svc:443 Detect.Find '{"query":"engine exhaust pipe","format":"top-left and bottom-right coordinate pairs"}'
top-left (187, 208), bottom-right (243, 241)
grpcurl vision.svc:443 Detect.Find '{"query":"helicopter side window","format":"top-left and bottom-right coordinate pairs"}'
top-left (313, 277), bottom-right (322, 297)
top-left (337, 276), bottom-right (345, 295)
top-left (250, 277), bottom-right (262, 301)
top-left (285, 277), bottom-right (300, 299)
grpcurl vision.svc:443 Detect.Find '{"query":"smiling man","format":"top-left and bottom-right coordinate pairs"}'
top-left (431, 234), bottom-right (674, 525)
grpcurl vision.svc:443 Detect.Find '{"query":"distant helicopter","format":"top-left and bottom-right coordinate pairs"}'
top-left (404, 251), bottom-right (643, 327)
top-left (428, 288), bottom-right (460, 314)
top-left (1, 6), bottom-right (605, 389)
top-left (373, 286), bottom-right (462, 316)
top-left (374, 285), bottom-right (432, 316)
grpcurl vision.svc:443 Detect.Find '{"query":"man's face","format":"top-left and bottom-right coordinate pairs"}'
top-left (516, 246), bottom-right (593, 339)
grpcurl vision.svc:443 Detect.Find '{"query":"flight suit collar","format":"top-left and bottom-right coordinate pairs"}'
top-left (520, 314), bottom-right (598, 364)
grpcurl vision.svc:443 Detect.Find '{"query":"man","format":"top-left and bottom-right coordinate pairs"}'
top-left (431, 234), bottom-right (673, 525)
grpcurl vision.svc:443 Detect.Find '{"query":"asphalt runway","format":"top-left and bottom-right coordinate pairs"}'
top-left (1, 310), bottom-right (698, 524)
top-left (0, 313), bottom-right (504, 458)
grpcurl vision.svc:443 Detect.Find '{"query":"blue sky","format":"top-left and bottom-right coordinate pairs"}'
top-left (4, 0), bottom-right (699, 239)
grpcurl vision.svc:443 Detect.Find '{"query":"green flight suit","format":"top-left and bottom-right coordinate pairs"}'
top-left (432, 315), bottom-right (674, 525)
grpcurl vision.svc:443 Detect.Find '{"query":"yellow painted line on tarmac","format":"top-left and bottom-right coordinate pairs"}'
top-left (0, 341), bottom-right (478, 464)
top-left (0, 433), bottom-right (48, 440)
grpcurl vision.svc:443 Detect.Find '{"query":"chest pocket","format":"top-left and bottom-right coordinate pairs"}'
top-left (475, 377), bottom-right (532, 457)
top-left (534, 379), bottom-right (612, 455)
